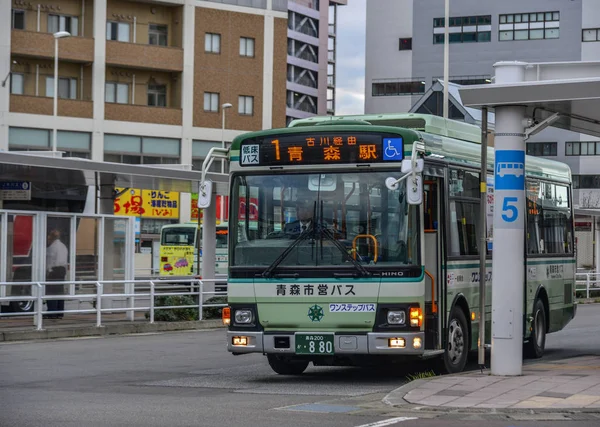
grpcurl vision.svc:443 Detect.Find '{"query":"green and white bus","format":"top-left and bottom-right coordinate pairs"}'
top-left (216, 113), bottom-right (576, 375)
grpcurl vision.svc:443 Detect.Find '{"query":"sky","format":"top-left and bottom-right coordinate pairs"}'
top-left (335, 0), bottom-right (367, 115)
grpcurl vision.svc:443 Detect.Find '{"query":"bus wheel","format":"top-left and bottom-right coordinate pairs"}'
top-left (9, 300), bottom-right (34, 313)
top-left (267, 354), bottom-right (309, 375)
top-left (525, 299), bottom-right (546, 359)
top-left (443, 307), bottom-right (469, 374)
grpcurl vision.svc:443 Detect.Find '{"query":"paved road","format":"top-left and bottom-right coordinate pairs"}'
top-left (0, 304), bottom-right (598, 427)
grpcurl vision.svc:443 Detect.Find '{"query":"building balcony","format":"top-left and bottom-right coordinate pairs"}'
top-left (11, 30), bottom-right (94, 63)
top-left (106, 41), bottom-right (183, 72)
top-left (105, 103), bottom-right (182, 126)
top-left (10, 95), bottom-right (93, 118)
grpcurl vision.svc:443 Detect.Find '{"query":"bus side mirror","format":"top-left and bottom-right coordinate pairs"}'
top-left (198, 180), bottom-right (213, 209)
top-left (401, 158), bottom-right (423, 174)
top-left (406, 175), bottom-right (422, 205)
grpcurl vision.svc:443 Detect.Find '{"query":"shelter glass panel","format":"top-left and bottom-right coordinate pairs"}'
top-left (75, 217), bottom-right (99, 281)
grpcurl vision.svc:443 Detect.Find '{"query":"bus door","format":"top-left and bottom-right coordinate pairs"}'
top-left (423, 177), bottom-right (442, 350)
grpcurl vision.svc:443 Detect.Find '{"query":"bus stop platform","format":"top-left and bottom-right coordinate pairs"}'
top-left (385, 355), bottom-right (600, 415)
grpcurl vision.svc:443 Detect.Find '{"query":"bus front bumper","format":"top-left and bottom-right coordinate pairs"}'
top-left (227, 331), bottom-right (425, 355)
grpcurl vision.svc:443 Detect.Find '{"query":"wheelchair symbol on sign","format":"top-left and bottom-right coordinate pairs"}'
top-left (385, 141), bottom-right (401, 158)
top-left (383, 138), bottom-right (403, 161)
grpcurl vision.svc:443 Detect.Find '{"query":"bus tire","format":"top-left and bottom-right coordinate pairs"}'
top-left (443, 306), bottom-right (469, 374)
top-left (525, 299), bottom-right (546, 359)
top-left (267, 354), bottom-right (309, 375)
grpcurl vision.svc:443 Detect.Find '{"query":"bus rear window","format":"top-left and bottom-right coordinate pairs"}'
top-left (162, 228), bottom-right (195, 246)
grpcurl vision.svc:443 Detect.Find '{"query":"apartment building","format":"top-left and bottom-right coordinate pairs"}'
top-left (286, 0), bottom-right (346, 124)
top-left (365, 0), bottom-right (600, 268)
top-left (1, 0), bottom-right (289, 240)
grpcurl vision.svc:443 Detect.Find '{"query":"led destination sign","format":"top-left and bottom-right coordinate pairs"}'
top-left (239, 133), bottom-right (404, 167)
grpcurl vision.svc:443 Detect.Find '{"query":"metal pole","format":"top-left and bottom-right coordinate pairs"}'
top-left (221, 108), bottom-right (226, 174)
top-left (52, 37), bottom-right (58, 151)
top-left (478, 107), bottom-right (488, 367)
top-left (442, 0), bottom-right (449, 119)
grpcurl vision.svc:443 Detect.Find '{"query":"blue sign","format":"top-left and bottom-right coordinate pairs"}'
top-left (383, 138), bottom-right (404, 161)
top-left (494, 150), bottom-right (525, 190)
top-left (0, 181), bottom-right (30, 190)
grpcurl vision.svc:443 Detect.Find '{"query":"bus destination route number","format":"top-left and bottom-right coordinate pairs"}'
top-left (239, 133), bottom-right (404, 166)
top-left (295, 334), bottom-right (334, 355)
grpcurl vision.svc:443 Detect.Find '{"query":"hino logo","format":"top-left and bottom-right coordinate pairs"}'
top-left (381, 271), bottom-right (405, 277)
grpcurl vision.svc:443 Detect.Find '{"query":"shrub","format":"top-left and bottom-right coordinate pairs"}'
top-left (147, 295), bottom-right (199, 322)
top-left (203, 296), bottom-right (228, 319)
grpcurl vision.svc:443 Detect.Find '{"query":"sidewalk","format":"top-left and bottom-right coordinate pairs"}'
top-left (0, 313), bottom-right (225, 342)
top-left (385, 355), bottom-right (600, 414)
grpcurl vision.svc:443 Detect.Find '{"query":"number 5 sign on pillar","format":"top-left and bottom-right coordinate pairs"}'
top-left (494, 150), bottom-right (525, 229)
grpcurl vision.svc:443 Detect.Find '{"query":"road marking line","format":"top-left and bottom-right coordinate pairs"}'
top-left (353, 417), bottom-right (418, 427)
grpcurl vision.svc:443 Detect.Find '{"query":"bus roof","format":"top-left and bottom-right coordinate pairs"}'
top-left (230, 113), bottom-right (571, 184)
top-left (161, 222), bottom-right (228, 230)
top-left (288, 113), bottom-right (482, 144)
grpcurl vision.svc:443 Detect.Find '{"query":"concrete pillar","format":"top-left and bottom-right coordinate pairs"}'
top-left (201, 191), bottom-right (217, 301)
top-left (0, 0), bottom-right (12, 151)
top-left (491, 61), bottom-right (528, 376)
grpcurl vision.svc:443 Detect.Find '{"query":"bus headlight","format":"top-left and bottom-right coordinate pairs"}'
top-left (387, 310), bottom-right (406, 325)
top-left (234, 309), bottom-right (254, 324)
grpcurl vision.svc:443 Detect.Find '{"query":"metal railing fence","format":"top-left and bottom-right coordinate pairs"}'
top-left (0, 278), bottom-right (227, 331)
top-left (575, 271), bottom-right (600, 299)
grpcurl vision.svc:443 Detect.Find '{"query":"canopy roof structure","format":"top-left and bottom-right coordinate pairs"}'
top-left (0, 151), bottom-right (228, 194)
top-left (459, 61), bottom-right (600, 138)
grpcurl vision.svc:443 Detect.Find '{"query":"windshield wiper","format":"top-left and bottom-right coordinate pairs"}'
top-left (318, 227), bottom-right (371, 277)
top-left (261, 225), bottom-right (315, 278)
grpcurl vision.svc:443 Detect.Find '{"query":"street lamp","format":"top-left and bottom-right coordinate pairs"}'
top-left (52, 31), bottom-right (71, 152)
top-left (221, 102), bottom-right (233, 174)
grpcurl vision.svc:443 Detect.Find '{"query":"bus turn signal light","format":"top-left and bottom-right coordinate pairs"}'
top-left (409, 307), bottom-right (423, 327)
top-left (222, 307), bottom-right (231, 326)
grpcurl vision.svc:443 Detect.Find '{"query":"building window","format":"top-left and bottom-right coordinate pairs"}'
top-left (399, 38), bottom-right (412, 50)
top-left (287, 65), bottom-right (318, 89)
top-left (240, 37), bottom-right (255, 57)
top-left (192, 140), bottom-right (222, 173)
top-left (288, 11), bottom-right (319, 38)
top-left (12, 9), bottom-right (25, 30)
top-left (8, 127), bottom-right (91, 157)
top-left (372, 80), bottom-right (426, 96)
top-left (205, 33), bottom-right (221, 53)
top-left (149, 24), bottom-right (168, 46)
top-left (45, 77), bottom-right (77, 99)
top-left (566, 141), bottom-right (600, 156)
top-left (48, 14), bottom-right (78, 36)
top-left (104, 135), bottom-right (180, 164)
top-left (11, 73), bottom-right (24, 95)
top-left (287, 91), bottom-right (317, 114)
top-left (432, 15), bottom-right (491, 44)
top-left (526, 142), bottom-right (557, 157)
top-left (498, 12), bottom-right (559, 41)
top-left (204, 92), bottom-right (220, 112)
top-left (147, 85), bottom-right (166, 107)
top-left (238, 95), bottom-right (254, 115)
top-left (107, 21), bottom-right (130, 42)
top-left (105, 82), bottom-right (129, 104)
top-left (573, 175), bottom-right (600, 189)
top-left (583, 28), bottom-right (600, 42)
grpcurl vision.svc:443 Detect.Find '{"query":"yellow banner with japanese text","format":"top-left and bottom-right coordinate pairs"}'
top-left (114, 188), bottom-right (180, 219)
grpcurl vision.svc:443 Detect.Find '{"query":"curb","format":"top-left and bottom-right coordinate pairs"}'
top-left (383, 377), bottom-right (600, 417)
top-left (0, 320), bottom-right (226, 342)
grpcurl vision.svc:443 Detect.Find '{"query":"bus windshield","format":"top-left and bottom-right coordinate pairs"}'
top-left (161, 227), bottom-right (195, 246)
top-left (231, 171), bottom-right (419, 269)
